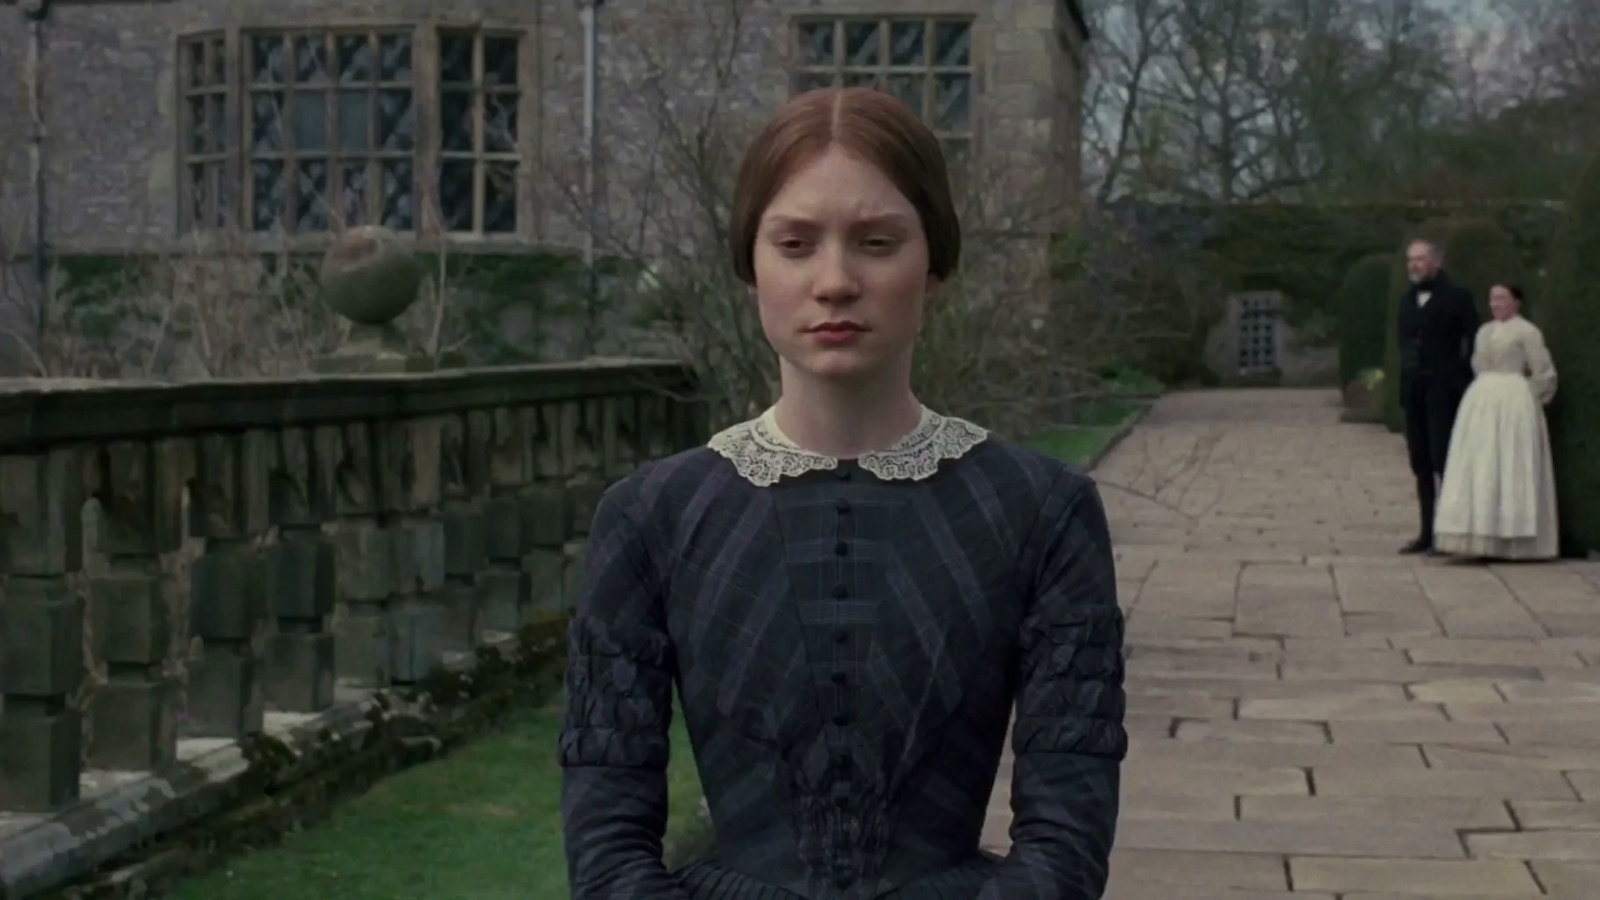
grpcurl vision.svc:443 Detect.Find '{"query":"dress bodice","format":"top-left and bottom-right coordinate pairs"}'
top-left (559, 408), bottom-right (1127, 900)
top-left (1472, 316), bottom-right (1558, 403)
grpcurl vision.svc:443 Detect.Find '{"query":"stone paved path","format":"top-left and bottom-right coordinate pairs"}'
top-left (983, 389), bottom-right (1600, 898)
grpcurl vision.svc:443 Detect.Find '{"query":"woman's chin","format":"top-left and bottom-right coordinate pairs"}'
top-left (789, 348), bottom-right (882, 382)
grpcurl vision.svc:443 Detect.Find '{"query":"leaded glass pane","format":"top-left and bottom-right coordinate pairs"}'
top-left (934, 22), bottom-right (970, 66)
top-left (484, 162), bottom-right (516, 233)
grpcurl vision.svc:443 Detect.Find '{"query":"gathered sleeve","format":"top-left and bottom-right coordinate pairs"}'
top-left (1470, 324), bottom-right (1491, 375)
top-left (1521, 322), bottom-right (1558, 405)
top-left (979, 474), bottom-right (1128, 900)
top-left (559, 481), bottom-right (693, 899)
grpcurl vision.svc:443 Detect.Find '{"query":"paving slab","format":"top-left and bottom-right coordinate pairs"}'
top-left (982, 389), bottom-right (1600, 893)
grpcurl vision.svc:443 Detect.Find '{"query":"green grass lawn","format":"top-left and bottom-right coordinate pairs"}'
top-left (1099, 364), bottom-right (1164, 396)
top-left (1024, 397), bottom-right (1147, 467)
top-left (165, 699), bottom-right (701, 900)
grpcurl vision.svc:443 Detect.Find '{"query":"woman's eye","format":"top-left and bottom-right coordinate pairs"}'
top-left (776, 238), bottom-right (810, 253)
top-left (862, 237), bottom-right (899, 253)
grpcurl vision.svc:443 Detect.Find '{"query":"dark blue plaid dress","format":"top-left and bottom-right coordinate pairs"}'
top-left (561, 409), bottom-right (1126, 899)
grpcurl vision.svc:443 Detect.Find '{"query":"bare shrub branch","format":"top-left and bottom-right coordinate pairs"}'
top-left (544, 0), bottom-right (1194, 438)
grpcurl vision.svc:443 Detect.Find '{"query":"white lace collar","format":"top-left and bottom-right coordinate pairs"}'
top-left (707, 405), bottom-right (988, 486)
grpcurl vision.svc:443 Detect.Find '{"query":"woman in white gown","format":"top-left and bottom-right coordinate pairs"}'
top-left (1434, 284), bottom-right (1559, 560)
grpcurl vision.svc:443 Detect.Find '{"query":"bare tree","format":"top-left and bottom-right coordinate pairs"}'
top-left (1084, 0), bottom-right (1473, 203)
top-left (1082, 0), bottom-right (1179, 202)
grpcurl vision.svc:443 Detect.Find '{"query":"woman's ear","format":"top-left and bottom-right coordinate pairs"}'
top-left (925, 274), bottom-right (942, 297)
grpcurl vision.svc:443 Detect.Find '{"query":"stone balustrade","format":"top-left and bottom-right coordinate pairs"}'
top-left (0, 358), bottom-right (701, 896)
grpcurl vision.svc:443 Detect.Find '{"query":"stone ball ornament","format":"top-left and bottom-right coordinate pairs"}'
top-left (319, 226), bottom-right (423, 326)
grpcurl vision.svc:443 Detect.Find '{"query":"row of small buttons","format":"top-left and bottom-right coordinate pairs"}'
top-left (831, 487), bottom-right (854, 649)
top-left (831, 477), bottom-right (856, 799)
top-left (832, 469), bottom-right (860, 890)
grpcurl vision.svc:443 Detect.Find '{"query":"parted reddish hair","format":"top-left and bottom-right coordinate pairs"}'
top-left (729, 87), bottom-right (961, 285)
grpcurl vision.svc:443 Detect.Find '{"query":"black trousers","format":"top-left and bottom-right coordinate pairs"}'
top-left (1403, 377), bottom-right (1465, 478)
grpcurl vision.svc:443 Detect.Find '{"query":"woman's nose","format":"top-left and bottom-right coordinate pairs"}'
top-left (812, 246), bottom-right (861, 304)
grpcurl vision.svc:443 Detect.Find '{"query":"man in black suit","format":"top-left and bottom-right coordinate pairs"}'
top-left (1396, 237), bottom-right (1481, 554)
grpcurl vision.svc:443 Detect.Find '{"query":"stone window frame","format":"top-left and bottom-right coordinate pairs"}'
top-left (174, 25), bottom-right (535, 245)
top-left (789, 15), bottom-right (978, 173)
top-left (178, 33), bottom-right (232, 233)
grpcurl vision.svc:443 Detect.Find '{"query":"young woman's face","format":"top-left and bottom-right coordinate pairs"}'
top-left (751, 144), bottom-right (936, 384)
top-left (1489, 284), bottom-right (1519, 321)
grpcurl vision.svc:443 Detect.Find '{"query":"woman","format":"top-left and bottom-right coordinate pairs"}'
top-left (1434, 283), bottom-right (1559, 560)
top-left (559, 88), bottom-right (1126, 899)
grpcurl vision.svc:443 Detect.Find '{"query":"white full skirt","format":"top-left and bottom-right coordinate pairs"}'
top-left (1434, 372), bottom-right (1559, 559)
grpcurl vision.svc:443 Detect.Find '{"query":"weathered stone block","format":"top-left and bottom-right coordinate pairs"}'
top-left (92, 572), bottom-right (170, 665)
top-left (560, 401), bottom-right (592, 473)
top-left (183, 647), bottom-right (263, 739)
top-left (523, 487), bottom-right (569, 547)
top-left (0, 450), bottom-right (85, 576)
top-left (263, 632), bottom-right (336, 712)
top-left (441, 508), bottom-right (488, 576)
top-left (190, 546), bottom-right (265, 642)
top-left (333, 603), bottom-right (389, 688)
top-left (638, 394), bottom-right (674, 459)
top-left (464, 409), bottom-right (494, 493)
top-left (563, 542), bottom-right (587, 612)
top-left (264, 537), bottom-right (336, 620)
top-left (388, 601), bottom-right (446, 682)
top-left (567, 482), bottom-right (605, 536)
top-left (484, 497), bottom-right (526, 560)
top-left (478, 569), bottom-right (529, 633)
top-left (330, 521), bottom-right (394, 601)
top-left (394, 418), bottom-right (443, 511)
top-left (0, 581), bottom-right (84, 697)
top-left (606, 394), bottom-right (641, 478)
top-left (270, 428), bottom-right (331, 527)
top-left (488, 407), bottom-right (530, 488)
top-left (392, 520), bottom-right (446, 593)
top-left (531, 406), bottom-right (563, 479)
top-left (326, 423), bottom-right (380, 517)
top-left (439, 583), bottom-right (480, 653)
top-left (95, 440), bottom-right (187, 556)
top-left (191, 432), bottom-right (272, 540)
top-left (0, 702), bottom-right (81, 811)
top-left (525, 549), bottom-right (566, 612)
top-left (88, 679), bottom-right (178, 770)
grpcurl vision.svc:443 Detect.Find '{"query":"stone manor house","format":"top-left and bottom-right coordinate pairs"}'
top-left (0, 0), bottom-right (1088, 365)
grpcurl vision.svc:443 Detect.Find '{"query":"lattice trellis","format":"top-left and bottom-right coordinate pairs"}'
top-left (1235, 293), bottom-right (1281, 373)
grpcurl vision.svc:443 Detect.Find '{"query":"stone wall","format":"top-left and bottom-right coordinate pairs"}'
top-left (0, 358), bottom-right (702, 896)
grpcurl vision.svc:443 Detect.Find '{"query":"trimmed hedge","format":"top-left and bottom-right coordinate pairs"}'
top-left (1443, 218), bottom-right (1523, 321)
top-left (1335, 252), bottom-right (1395, 385)
top-left (1540, 157), bottom-right (1600, 555)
